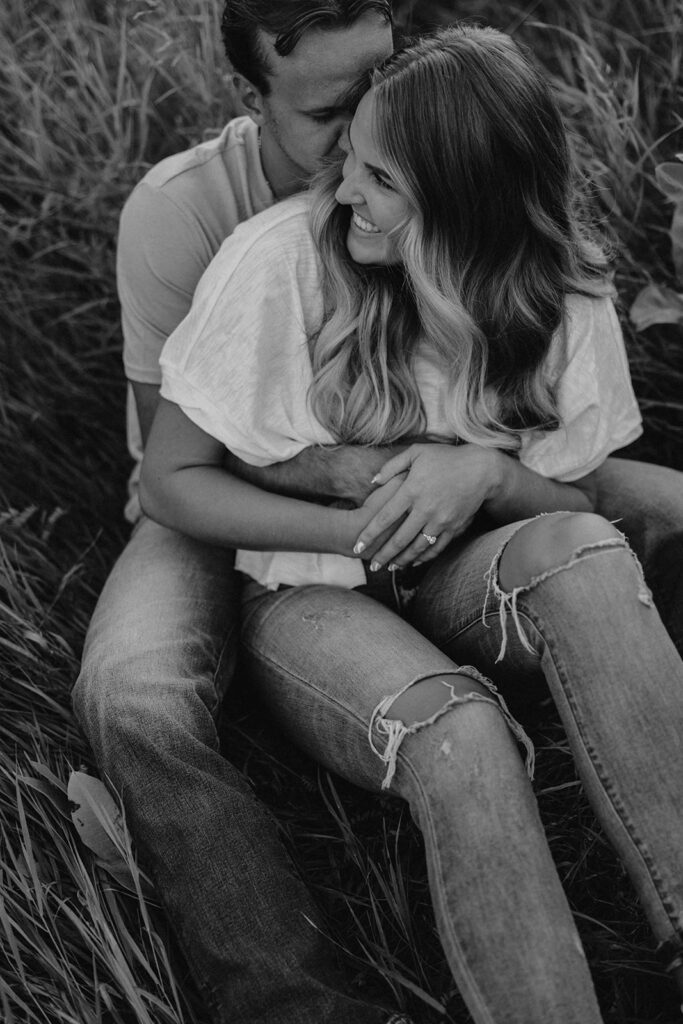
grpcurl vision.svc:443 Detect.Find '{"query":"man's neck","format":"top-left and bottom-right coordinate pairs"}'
top-left (259, 133), bottom-right (307, 200)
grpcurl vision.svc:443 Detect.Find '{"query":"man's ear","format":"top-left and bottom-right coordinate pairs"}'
top-left (231, 73), bottom-right (266, 124)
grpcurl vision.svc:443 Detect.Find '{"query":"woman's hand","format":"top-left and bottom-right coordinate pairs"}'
top-left (352, 443), bottom-right (502, 570)
top-left (345, 472), bottom-right (409, 558)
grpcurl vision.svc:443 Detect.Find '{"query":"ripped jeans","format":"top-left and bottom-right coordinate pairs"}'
top-left (240, 512), bottom-right (683, 1024)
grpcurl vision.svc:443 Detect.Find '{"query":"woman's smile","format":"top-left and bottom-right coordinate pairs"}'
top-left (334, 90), bottom-right (411, 264)
top-left (351, 210), bottom-right (381, 233)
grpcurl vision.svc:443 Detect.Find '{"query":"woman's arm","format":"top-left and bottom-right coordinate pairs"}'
top-left (135, 381), bottom-right (400, 507)
top-left (139, 398), bottom-right (402, 555)
top-left (352, 443), bottom-right (598, 570)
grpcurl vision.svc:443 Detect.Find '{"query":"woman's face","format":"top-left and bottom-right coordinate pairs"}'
top-left (335, 89), bottom-right (411, 265)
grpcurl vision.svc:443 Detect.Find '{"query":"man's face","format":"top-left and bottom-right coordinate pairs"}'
top-left (255, 13), bottom-right (393, 197)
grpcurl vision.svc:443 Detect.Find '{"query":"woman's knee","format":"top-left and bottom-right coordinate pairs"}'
top-left (498, 512), bottom-right (622, 592)
top-left (387, 673), bottom-right (491, 725)
top-left (373, 670), bottom-right (536, 791)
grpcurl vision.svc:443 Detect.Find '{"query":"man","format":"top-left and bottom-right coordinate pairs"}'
top-left (72, 0), bottom-right (682, 1020)
top-left (72, 4), bottom-right (410, 1024)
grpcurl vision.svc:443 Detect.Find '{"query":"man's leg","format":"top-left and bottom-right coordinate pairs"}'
top-left (72, 517), bottom-right (388, 1024)
top-left (593, 457), bottom-right (683, 651)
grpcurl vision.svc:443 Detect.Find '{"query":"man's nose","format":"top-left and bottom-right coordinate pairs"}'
top-left (336, 119), bottom-right (352, 153)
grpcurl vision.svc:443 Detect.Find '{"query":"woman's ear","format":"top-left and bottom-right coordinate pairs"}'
top-left (231, 73), bottom-right (266, 125)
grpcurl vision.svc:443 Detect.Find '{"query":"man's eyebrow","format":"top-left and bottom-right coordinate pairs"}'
top-left (300, 102), bottom-right (348, 116)
top-left (302, 75), bottom-right (372, 117)
top-left (339, 74), bottom-right (372, 112)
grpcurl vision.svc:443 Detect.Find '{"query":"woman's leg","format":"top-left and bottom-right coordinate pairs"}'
top-left (593, 457), bottom-right (683, 654)
top-left (241, 581), bottom-right (606, 1023)
top-left (411, 512), bottom-right (683, 996)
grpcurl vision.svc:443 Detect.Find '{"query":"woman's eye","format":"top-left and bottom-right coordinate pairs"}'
top-left (372, 171), bottom-right (394, 191)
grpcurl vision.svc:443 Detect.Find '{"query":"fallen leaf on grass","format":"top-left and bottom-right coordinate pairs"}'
top-left (68, 771), bottom-right (154, 896)
top-left (629, 282), bottom-right (683, 330)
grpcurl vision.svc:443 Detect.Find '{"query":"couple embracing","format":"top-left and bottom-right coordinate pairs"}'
top-left (74, 3), bottom-right (683, 1022)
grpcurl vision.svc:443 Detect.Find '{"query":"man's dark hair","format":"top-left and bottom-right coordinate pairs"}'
top-left (221, 0), bottom-right (393, 94)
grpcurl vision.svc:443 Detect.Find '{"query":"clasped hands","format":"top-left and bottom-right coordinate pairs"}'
top-left (350, 443), bottom-right (503, 571)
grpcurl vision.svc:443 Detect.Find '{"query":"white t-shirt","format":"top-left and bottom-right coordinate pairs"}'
top-left (160, 194), bottom-right (643, 590)
top-left (117, 116), bottom-right (274, 521)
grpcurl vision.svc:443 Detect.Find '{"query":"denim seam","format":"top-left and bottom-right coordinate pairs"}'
top-left (210, 618), bottom-right (241, 718)
top-left (240, 637), bottom-right (406, 782)
top-left (241, 581), bottom-right (333, 629)
top-left (513, 592), bottom-right (681, 933)
top-left (435, 608), bottom-right (515, 654)
top-left (389, 735), bottom-right (498, 1024)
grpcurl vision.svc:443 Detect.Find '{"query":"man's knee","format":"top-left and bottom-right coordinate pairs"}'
top-left (74, 650), bottom-right (204, 739)
top-left (73, 653), bottom-right (150, 745)
top-left (498, 512), bottom-right (622, 592)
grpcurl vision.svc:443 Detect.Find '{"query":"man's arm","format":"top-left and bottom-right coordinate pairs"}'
top-left (132, 382), bottom-right (161, 449)
top-left (223, 444), bottom-right (404, 506)
top-left (133, 381), bottom-right (400, 507)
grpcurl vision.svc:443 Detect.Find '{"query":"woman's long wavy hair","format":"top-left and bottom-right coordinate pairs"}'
top-left (308, 24), bottom-right (611, 449)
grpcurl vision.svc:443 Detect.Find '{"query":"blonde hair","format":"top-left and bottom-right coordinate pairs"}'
top-left (308, 24), bottom-right (610, 449)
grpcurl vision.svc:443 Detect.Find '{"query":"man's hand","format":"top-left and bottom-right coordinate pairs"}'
top-left (224, 444), bottom-right (406, 506)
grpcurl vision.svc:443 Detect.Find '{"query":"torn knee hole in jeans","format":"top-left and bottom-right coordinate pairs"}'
top-left (369, 668), bottom-right (535, 791)
top-left (482, 523), bottom-right (653, 664)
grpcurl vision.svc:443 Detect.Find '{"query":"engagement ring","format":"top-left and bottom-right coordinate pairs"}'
top-left (421, 532), bottom-right (438, 545)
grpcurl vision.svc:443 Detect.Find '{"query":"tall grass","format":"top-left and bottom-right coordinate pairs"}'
top-left (1, 1), bottom-right (681, 1021)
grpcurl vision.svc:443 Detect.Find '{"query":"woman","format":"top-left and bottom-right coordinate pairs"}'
top-left (140, 25), bottom-right (683, 1023)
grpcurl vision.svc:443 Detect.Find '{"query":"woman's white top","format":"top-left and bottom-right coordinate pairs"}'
top-left (160, 193), bottom-right (643, 590)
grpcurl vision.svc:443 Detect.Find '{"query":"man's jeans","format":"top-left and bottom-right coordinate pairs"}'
top-left (72, 456), bottom-right (682, 1023)
top-left (71, 519), bottom-right (388, 1024)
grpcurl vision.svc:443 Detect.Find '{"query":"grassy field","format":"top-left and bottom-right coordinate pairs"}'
top-left (1, 0), bottom-right (682, 1021)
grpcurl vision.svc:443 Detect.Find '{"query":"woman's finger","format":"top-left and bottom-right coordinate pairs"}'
top-left (410, 530), bottom-right (454, 566)
top-left (378, 527), bottom-right (454, 572)
top-left (370, 447), bottom-right (413, 486)
top-left (412, 513), bottom-right (477, 566)
top-left (366, 511), bottom-right (431, 569)
top-left (383, 527), bottom-right (451, 570)
top-left (353, 494), bottom-right (411, 554)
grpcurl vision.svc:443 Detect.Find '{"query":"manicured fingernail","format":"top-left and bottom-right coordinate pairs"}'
top-left (369, 561), bottom-right (381, 572)
top-left (353, 541), bottom-right (365, 555)
top-left (387, 563), bottom-right (399, 572)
